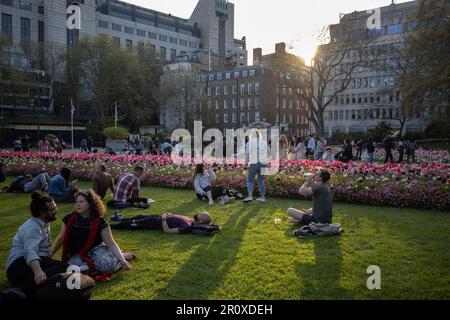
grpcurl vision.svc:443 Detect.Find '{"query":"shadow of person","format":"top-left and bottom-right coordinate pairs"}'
top-left (153, 206), bottom-right (261, 300)
top-left (294, 235), bottom-right (354, 300)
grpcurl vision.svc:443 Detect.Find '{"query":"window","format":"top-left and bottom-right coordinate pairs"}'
top-left (38, 5), bottom-right (44, 14)
top-left (148, 32), bottom-right (157, 39)
top-left (224, 114), bottom-right (228, 123)
top-left (249, 69), bottom-right (255, 76)
top-left (248, 98), bottom-right (253, 110)
top-left (255, 82), bottom-right (261, 95)
top-left (137, 29), bottom-right (146, 37)
top-left (234, 71), bottom-right (240, 78)
top-left (20, 17), bottom-right (31, 47)
top-left (38, 21), bottom-right (44, 43)
top-left (215, 100), bottom-right (219, 110)
top-left (207, 87), bottom-right (211, 96)
top-left (240, 84), bottom-right (246, 95)
top-left (215, 114), bottom-right (220, 123)
top-left (160, 46), bottom-right (166, 61)
top-left (112, 23), bottom-right (122, 32)
top-left (248, 83), bottom-right (254, 95)
top-left (179, 39), bottom-right (188, 46)
top-left (170, 49), bottom-right (176, 61)
top-left (223, 85), bottom-right (228, 95)
top-left (215, 87), bottom-right (220, 96)
top-left (169, 37), bottom-right (177, 44)
top-left (232, 84), bottom-right (237, 95)
top-left (240, 98), bottom-right (245, 108)
top-left (99, 20), bottom-right (109, 29)
top-left (255, 111), bottom-right (260, 122)
top-left (387, 24), bottom-right (404, 34)
top-left (125, 26), bottom-right (134, 35)
top-left (19, 1), bottom-right (32, 11)
top-left (232, 99), bottom-right (237, 109)
top-left (224, 99), bottom-right (228, 109)
top-left (159, 34), bottom-right (168, 42)
top-left (1, 0), bottom-right (13, 7)
top-left (125, 39), bottom-right (133, 52)
top-left (1, 14), bottom-right (13, 42)
top-left (226, 73), bottom-right (231, 79)
top-left (232, 112), bottom-right (237, 123)
top-left (217, 74), bottom-right (222, 81)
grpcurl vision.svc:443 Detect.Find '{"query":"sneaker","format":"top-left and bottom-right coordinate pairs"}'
top-left (243, 197), bottom-right (253, 203)
top-left (209, 199), bottom-right (214, 205)
top-left (43, 184), bottom-right (49, 192)
top-left (0, 288), bottom-right (27, 300)
top-left (288, 218), bottom-right (301, 223)
top-left (111, 211), bottom-right (123, 222)
top-left (293, 229), bottom-right (301, 237)
top-left (256, 197), bottom-right (266, 203)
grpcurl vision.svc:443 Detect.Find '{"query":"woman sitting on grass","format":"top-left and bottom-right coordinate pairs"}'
top-left (194, 164), bottom-right (224, 205)
top-left (51, 190), bottom-right (134, 280)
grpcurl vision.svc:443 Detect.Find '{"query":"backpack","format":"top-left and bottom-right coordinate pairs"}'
top-left (191, 224), bottom-right (221, 237)
top-left (0, 163), bottom-right (5, 183)
top-left (227, 189), bottom-right (244, 200)
top-left (33, 272), bottom-right (95, 300)
top-left (293, 223), bottom-right (342, 239)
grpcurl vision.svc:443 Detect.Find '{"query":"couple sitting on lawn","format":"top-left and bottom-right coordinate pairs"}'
top-left (1, 190), bottom-right (135, 300)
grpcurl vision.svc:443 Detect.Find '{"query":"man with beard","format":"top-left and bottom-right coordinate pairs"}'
top-left (1, 191), bottom-right (67, 299)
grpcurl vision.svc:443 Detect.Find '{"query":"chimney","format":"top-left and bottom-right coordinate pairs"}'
top-left (275, 42), bottom-right (286, 54)
top-left (253, 48), bottom-right (262, 65)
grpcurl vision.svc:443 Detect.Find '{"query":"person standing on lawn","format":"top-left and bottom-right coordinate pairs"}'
top-left (243, 129), bottom-right (268, 203)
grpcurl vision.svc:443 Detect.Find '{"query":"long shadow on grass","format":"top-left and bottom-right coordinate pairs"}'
top-left (153, 206), bottom-right (260, 300)
top-left (294, 235), bottom-right (353, 300)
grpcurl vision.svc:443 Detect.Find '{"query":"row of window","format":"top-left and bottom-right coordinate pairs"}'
top-left (323, 108), bottom-right (417, 121)
top-left (207, 83), bottom-right (261, 96)
top-left (276, 98), bottom-right (303, 110)
top-left (213, 112), bottom-right (262, 124)
top-left (207, 97), bottom-right (262, 110)
top-left (1, 13), bottom-right (44, 44)
top-left (110, 36), bottom-right (182, 61)
top-left (201, 69), bottom-right (258, 82)
top-left (100, 20), bottom-right (198, 48)
top-left (333, 75), bottom-right (396, 91)
top-left (329, 91), bottom-right (400, 106)
top-left (276, 86), bottom-right (302, 95)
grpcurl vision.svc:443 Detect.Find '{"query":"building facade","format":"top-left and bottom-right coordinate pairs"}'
top-left (322, 0), bottom-right (427, 137)
top-left (196, 43), bottom-right (310, 136)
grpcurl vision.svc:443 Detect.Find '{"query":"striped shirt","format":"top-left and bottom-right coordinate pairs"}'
top-left (113, 173), bottom-right (140, 203)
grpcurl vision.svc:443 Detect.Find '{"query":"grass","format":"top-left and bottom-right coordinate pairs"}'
top-left (0, 179), bottom-right (449, 300)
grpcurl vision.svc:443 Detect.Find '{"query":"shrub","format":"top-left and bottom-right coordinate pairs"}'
top-left (103, 127), bottom-right (129, 140)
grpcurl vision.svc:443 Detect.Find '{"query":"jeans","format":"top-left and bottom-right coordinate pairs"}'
top-left (247, 164), bottom-right (265, 197)
top-left (24, 173), bottom-right (51, 193)
top-left (6, 256), bottom-right (68, 297)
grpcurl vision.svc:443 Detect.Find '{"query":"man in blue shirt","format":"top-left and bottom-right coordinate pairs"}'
top-left (2, 192), bottom-right (67, 300)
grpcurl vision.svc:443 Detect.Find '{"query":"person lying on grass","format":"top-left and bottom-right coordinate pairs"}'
top-left (51, 190), bottom-right (134, 278)
top-left (110, 211), bottom-right (212, 235)
top-left (287, 169), bottom-right (333, 225)
top-left (2, 191), bottom-right (67, 300)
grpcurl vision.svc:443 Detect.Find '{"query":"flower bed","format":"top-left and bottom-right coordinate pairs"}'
top-left (1, 151), bottom-right (449, 211)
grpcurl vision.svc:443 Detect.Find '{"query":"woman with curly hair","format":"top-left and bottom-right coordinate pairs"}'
top-left (51, 190), bottom-right (134, 280)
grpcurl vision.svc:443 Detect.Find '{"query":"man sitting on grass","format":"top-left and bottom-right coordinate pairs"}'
top-left (109, 166), bottom-right (148, 209)
top-left (287, 169), bottom-right (333, 225)
top-left (110, 212), bottom-right (212, 235)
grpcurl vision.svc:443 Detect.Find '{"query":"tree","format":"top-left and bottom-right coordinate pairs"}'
top-left (277, 23), bottom-right (375, 136)
top-left (402, 0), bottom-right (450, 122)
top-left (158, 67), bottom-right (204, 132)
top-left (66, 36), bottom-right (161, 132)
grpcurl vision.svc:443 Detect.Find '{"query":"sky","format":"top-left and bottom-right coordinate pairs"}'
top-left (124, 0), bottom-right (413, 65)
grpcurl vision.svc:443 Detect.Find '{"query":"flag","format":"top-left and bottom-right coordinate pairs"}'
top-left (71, 99), bottom-right (75, 115)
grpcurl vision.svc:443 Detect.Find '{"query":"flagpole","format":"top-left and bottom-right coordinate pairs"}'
top-left (114, 101), bottom-right (117, 128)
top-left (71, 108), bottom-right (74, 151)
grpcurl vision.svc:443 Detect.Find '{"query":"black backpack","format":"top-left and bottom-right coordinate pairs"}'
top-left (33, 272), bottom-right (95, 300)
top-left (227, 189), bottom-right (244, 200)
top-left (191, 224), bottom-right (221, 237)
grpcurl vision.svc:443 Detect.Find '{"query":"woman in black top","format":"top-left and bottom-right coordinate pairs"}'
top-left (51, 190), bottom-right (133, 273)
top-left (336, 138), bottom-right (354, 163)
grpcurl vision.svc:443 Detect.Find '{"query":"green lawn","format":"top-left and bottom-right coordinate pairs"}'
top-left (0, 180), bottom-right (449, 300)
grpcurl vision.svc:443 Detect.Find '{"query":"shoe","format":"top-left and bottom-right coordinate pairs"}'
top-left (288, 218), bottom-right (301, 223)
top-left (243, 197), bottom-right (253, 203)
top-left (209, 199), bottom-right (214, 205)
top-left (43, 184), bottom-right (49, 192)
top-left (256, 197), bottom-right (266, 203)
top-left (293, 229), bottom-right (301, 237)
top-left (0, 288), bottom-right (27, 300)
top-left (135, 202), bottom-right (149, 209)
top-left (111, 211), bottom-right (123, 222)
